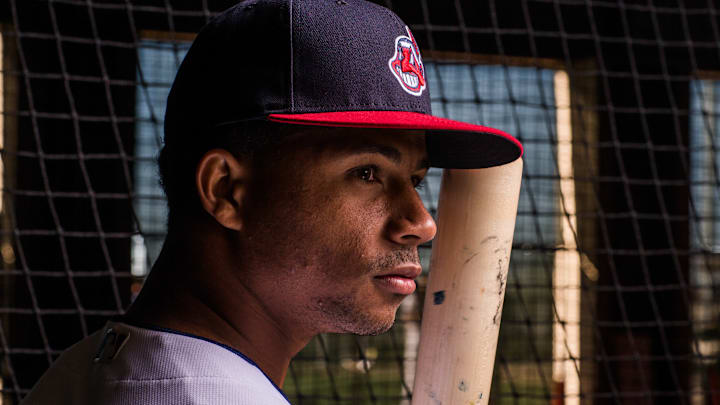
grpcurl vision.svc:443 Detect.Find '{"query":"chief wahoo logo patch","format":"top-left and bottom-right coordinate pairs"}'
top-left (388, 26), bottom-right (426, 96)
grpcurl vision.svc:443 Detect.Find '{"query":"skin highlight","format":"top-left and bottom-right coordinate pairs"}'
top-left (124, 127), bottom-right (436, 387)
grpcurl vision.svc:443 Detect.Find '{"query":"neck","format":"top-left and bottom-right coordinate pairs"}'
top-left (124, 223), bottom-right (311, 387)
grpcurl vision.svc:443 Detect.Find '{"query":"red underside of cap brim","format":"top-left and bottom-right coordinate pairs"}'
top-left (268, 111), bottom-right (522, 169)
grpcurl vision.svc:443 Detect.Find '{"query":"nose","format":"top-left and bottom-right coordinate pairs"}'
top-left (385, 185), bottom-right (437, 246)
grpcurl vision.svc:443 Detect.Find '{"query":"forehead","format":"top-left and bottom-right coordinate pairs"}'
top-left (251, 127), bottom-right (428, 192)
top-left (279, 127), bottom-right (427, 158)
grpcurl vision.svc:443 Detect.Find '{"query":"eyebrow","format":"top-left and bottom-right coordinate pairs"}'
top-left (352, 144), bottom-right (401, 163)
top-left (339, 143), bottom-right (429, 170)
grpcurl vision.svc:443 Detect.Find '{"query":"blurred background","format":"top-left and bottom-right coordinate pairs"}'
top-left (0, 0), bottom-right (719, 404)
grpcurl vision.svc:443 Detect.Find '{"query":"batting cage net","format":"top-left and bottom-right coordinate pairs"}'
top-left (0, 0), bottom-right (719, 404)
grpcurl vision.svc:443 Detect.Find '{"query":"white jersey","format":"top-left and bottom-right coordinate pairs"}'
top-left (21, 321), bottom-right (291, 405)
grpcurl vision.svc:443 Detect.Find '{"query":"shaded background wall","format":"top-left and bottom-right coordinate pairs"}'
top-left (0, 1), bottom-right (719, 404)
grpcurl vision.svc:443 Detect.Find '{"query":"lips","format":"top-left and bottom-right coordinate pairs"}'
top-left (373, 264), bottom-right (422, 295)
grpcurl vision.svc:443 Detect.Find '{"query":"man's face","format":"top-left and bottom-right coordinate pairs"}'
top-left (237, 128), bottom-right (436, 336)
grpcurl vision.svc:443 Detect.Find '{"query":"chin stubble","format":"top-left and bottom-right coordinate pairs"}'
top-left (309, 247), bottom-right (420, 335)
top-left (311, 295), bottom-right (397, 336)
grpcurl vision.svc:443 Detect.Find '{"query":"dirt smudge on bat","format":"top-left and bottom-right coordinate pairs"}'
top-left (492, 300), bottom-right (504, 325)
top-left (425, 386), bottom-right (443, 405)
top-left (493, 254), bottom-right (509, 325)
top-left (433, 290), bottom-right (446, 305)
top-left (464, 252), bottom-right (479, 264)
top-left (480, 236), bottom-right (498, 245)
top-left (458, 379), bottom-right (468, 392)
top-left (496, 258), bottom-right (507, 295)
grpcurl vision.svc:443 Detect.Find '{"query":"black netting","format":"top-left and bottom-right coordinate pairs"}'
top-left (1, 1), bottom-right (719, 404)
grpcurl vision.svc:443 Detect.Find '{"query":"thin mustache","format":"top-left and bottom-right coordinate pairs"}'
top-left (369, 249), bottom-right (420, 274)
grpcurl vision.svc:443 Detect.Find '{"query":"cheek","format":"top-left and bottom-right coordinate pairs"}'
top-left (313, 195), bottom-right (390, 271)
top-left (246, 174), bottom-right (392, 278)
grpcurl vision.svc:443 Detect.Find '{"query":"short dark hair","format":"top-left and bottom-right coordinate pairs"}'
top-left (157, 121), bottom-right (298, 229)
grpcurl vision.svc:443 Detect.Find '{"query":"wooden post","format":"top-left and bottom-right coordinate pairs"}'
top-left (412, 159), bottom-right (523, 405)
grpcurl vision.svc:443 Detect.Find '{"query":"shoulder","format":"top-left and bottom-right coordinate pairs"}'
top-left (21, 322), bottom-right (290, 405)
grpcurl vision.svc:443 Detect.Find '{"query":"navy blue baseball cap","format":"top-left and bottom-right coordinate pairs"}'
top-left (164, 0), bottom-right (522, 169)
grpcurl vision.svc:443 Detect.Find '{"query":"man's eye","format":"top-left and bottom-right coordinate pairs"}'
top-left (356, 166), bottom-right (378, 183)
top-left (413, 176), bottom-right (426, 190)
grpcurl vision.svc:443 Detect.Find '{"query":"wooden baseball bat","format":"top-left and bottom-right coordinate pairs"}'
top-left (411, 158), bottom-right (523, 405)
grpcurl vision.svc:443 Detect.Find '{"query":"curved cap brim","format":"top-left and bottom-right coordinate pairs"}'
top-left (268, 111), bottom-right (522, 169)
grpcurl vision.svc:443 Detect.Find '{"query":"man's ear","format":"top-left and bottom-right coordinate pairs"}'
top-left (195, 149), bottom-right (248, 231)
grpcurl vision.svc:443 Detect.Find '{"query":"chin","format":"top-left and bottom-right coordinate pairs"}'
top-left (342, 317), bottom-right (395, 336)
top-left (342, 306), bottom-right (399, 336)
top-left (310, 294), bottom-right (402, 335)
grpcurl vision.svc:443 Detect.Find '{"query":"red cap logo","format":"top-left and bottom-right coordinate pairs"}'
top-left (388, 26), bottom-right (426, 96)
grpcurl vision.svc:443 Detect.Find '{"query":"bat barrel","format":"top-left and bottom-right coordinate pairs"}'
top-left (412, 158), bottom-right (523, 405)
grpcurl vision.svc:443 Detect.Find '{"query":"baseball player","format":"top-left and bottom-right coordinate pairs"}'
top-left (21, 0), bottom-right (522, 403)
